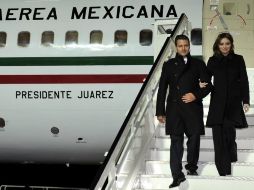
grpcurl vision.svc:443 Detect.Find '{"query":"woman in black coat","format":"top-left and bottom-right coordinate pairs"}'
top-left (201, 32), bottom-right (250, 176)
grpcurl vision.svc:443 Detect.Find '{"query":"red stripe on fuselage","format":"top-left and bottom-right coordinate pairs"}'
top-left (0, 74), bottom-right (147, 84)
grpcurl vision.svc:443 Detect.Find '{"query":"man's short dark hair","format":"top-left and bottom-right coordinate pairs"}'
top-left (175, 34), bottom-right (190, 46)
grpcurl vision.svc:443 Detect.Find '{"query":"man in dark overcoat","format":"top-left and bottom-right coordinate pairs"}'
top-left (156, 35), bottom-right (212, 188)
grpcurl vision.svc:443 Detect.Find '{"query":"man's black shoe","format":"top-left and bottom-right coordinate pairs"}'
top-left (169, 176), bottom-right (186, 188)
top-left (187, 170), bottom-right (198, 176)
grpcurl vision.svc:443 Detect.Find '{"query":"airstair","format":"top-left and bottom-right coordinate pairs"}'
top-left (91, 14), bottom-right (254, 190)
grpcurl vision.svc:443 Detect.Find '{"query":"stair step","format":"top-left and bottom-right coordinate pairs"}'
top-left (156, 125), bottom-right (254, 138)
top-left (202, 107), bottom-right (254, 116)
top-left (138, 175), bottom-right (254, 189)
top-left (153, 136), bottom-right (254, 149)
top-left (144, 161), bottom-right (254, 176)
top-left (203, 115), bottom-right (254, 126)
top-left (146, 148), bottom-right (254, 162)
top-left (205, 126), bottom-right (254, 137)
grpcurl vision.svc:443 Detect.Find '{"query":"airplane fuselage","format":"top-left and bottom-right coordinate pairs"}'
top-left (0, 0), bottom-right (202, 164)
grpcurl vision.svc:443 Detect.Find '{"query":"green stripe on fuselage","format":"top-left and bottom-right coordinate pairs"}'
top-left (0, 56), bottom-right (203, 66)
top-left (0, 56), bottom-right (153, 66)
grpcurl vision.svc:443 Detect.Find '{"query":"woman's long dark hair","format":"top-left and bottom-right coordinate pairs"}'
top-left (213, 32), bottom-right (235, 55)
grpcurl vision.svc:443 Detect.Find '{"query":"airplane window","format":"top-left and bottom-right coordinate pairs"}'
top-left (41, 31), bottom-right (54, 47)
top-left (90, 30), bottom-right (103, 44)
top-left (0, 32), bottom-right (7, 47)
top-left (65, 31), bottom-right (78, 45)
top-left (114, 30), bottom-right (127, 46)
top-left (223, 3), bottom-right (236, 15)
top-left (140, 30), bottom-right (153, 46)
top-left (191, 28), bottom-right (202, 45)
top-left (18, 31), bottom-right (30, 47)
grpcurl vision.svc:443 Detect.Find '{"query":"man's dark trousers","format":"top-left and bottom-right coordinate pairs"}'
top-left (169, 104), bottom-right (200, 179)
